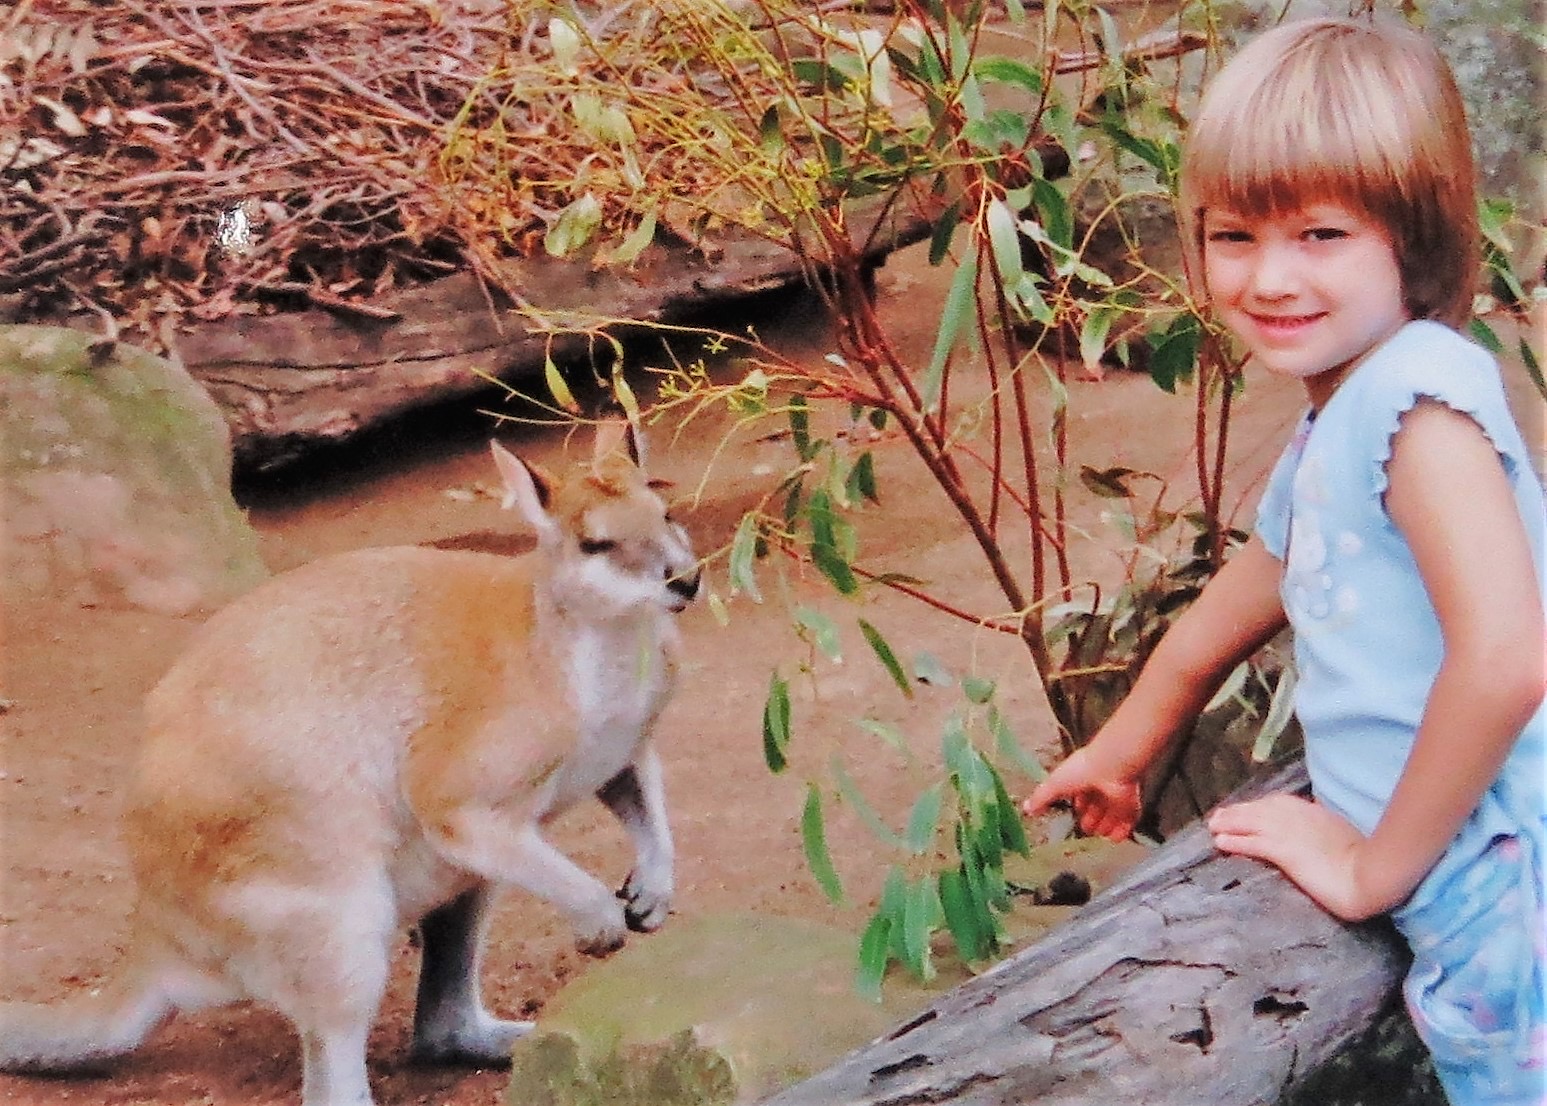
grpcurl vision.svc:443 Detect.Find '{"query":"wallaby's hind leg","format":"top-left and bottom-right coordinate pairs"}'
top-left (598, 748), bottom-right (674, 932)
top-left (409, 885), bottom-right (532, 1065)
top-left (225, 883), bottom-right (394, 1106)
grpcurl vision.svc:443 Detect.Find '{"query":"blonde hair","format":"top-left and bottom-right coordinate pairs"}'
top-left (1178, 17), bottom-right (1480, 327)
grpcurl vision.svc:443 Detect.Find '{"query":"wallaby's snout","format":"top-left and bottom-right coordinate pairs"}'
top-left (667, 563), bottom-right (701, 610)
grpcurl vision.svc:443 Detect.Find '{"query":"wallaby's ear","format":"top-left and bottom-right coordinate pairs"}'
top-left (490, 440), bottom-right (557, 534)
top-left (592, 418), bottom-right (645, 470)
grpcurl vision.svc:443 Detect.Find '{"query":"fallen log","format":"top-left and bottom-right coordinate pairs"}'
top-left (757, 758), bottom-right (1417, 1106)
top-left (176, 203), bottom-right (934, 474)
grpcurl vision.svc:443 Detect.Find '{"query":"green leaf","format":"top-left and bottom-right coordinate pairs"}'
top-left (1518, 334), bottom-right (1546, 400)
top-left (728, 513), bottom-right (763, 602)
top-left (789, 392), bottom-right (813, 461)
top-left (1203, 661), bottom-right (1250, 714)
top-left (856, 716), bottom-right (911, 757)
top-left (961, 675), bottom-right (996, 705)
top-left (1146, 312), bottom-right (1201, 393)
top-left (986, 197), bottom-right (1025, 288)
top-left (938, 867), bottom-right (988, 962)
top-left (859, 619), bottom-right (913, 697)
top-left (1030, 177), bottom-right (1072, 251)
top-left (1468, 317), bottom-right (1504, 354)
top-left (974, 806), bottom-right (1005, 874)
top-left (991, 766), bottom-right (1031, 857)
top-left (1251, 665), bottom-right (1298, 764)
top-left (762, 671), bottom-right (791, 773)
top-left (1079, 306), bottom-right (1116, 374)
top-left (900, 876), bottom-right (938, 981)
top-left (971, 55), bottom-right (1043, 97)
top-left (913, 651), bottom-right (953, 688)
top-left (791, 57), bottom-right (851, 94)
top-left (544, 192), bottom-right (603, 257)
top-left (758, 103), bottom-right (783, 152)
top-left (928, 200), bottom-right (963, 266)
top-left (543, 354), bottom-right (579, 413)
top-left (904, 783), bottom-right (944, 855)
top-left (832, 757), bottom-right (906, 849)
top-left (855, 911), bottom-right (892, 1002)
top-left (807, 490), bottom-right (859, 595)
top-left (795, 606), bottom-right (843, 662)
top-left (989, 705), bottom-right (1046, 781)
top-left (924, 252), bottom-right (979, 412)
top-left (611, 368), bottom-right (640, 425)
top-left (880, 866), bottom-right (909, 965)
top-left (610, 209), bottom-right (657, 266)
top-left (802, 783), bottom-right (845, 904)
top-left (846, 451), bottom-right (879, 504)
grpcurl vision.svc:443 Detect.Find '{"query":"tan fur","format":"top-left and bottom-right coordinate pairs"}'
top-left (0, 427), bottom-right (699, 1106)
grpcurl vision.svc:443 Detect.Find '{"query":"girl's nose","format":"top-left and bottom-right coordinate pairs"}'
top-left (1246, 242), bottom-right (1299, 301)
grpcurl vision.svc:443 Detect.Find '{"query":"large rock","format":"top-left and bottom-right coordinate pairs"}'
top-left (1, 325), bottom-right (267, 615)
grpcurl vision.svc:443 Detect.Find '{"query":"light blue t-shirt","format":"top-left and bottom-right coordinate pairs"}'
top-left (1255, 319), bottom-right (1546, 898)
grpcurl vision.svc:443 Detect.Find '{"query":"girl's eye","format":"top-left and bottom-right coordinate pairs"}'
top-left (578, 537), bottom-right (618, 555)
top-left (1206, 229), bottom-right (1252, 244)
top-left (1306, 226), bottom-right (1349, 242)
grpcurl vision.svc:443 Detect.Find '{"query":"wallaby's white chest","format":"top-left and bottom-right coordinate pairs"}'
top-left (540, 615), bottom-right (677, 808)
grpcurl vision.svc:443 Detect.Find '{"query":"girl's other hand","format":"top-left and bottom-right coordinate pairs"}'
top-left (1207, 794), bottom-right (1379, 921)
top-left (1021, 747), bottom-right (1143, 841)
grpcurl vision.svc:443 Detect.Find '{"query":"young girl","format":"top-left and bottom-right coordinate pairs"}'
top-left (1022, 17), bottom-right (1545, 1104)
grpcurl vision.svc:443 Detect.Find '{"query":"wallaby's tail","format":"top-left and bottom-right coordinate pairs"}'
top-left (0, 973), bottom-right (174, 1074)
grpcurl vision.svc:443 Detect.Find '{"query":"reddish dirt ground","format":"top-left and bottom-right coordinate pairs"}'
top-left (3, 239), bottom-right (1323, 1106)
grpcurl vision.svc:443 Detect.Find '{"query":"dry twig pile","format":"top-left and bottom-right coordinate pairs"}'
top-left (0, 0), bottom-right (532, 341)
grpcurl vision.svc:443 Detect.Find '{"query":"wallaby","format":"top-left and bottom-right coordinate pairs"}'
top-left (0, 423), bottom-right (700, 1106)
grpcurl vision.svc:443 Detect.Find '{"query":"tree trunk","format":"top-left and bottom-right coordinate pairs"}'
top-left (757, 760), bottom-right (1413, 1106)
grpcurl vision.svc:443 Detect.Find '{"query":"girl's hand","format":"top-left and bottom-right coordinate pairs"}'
top-left (1021, 747), bottom-right (1143, 841)
top-left (1206, 794), bottom-right (1380, 921)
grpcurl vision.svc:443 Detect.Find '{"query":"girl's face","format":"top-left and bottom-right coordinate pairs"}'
top-left (1202, 202), bottom-right (1410, 407)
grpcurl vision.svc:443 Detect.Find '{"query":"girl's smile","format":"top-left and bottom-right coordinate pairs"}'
top-left (1203, 202), bottom-right (1411, 407)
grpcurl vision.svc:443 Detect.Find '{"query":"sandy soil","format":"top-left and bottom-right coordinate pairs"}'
top-left (0, 239), bottom-right (1314, 1106)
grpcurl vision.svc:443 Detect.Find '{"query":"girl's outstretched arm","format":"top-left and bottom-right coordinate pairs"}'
top-left (1210, 400), bottom-right (1546, 920)
top-left (1023, 536), bottom-right (1288, 839)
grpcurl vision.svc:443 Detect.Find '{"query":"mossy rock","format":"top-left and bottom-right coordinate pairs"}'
top-left (508, 840), bottom-right (1150, 1106)
top-left (506, 913), bottom-right (961, 1106)
top-left (1, 325), bottom-right (267, 613)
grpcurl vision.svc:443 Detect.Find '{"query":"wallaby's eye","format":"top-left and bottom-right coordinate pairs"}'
top-left (578, 537), bottom-right (618, 556)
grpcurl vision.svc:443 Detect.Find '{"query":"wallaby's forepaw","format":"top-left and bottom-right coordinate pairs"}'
top-left (573, 900), bottom-right (628, 957)
top-left (617, 868), bottom-right (672, 933)
top-left (574, 926), bottom-right (627, 957)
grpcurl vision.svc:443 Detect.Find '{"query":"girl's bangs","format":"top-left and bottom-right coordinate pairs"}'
top-left (1187, 95), bottom-right (1383, 218)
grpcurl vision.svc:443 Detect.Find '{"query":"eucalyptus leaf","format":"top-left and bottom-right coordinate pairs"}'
top-left (924, 252), bottom-right (978, 412)
top-left (938, 867), bottom-right (988, 962)
top-left (1251, 666), bottom-right (1299, 764)
top-left (762, 671), bottom-right (791, 773)
top-left (859, 620), bottom-right (913, 697)
top-left (728, 512), bottom-right (763, 602)
top-left (795, 606), bottom-right (843, 662)
top-left (904, 783), bottom-right (944, 855)
top-left (802, 783), bottom-right (845, 904)
top-left (855, 911), bottom-right (892, 1002)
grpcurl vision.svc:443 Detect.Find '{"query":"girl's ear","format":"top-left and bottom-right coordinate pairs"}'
top-left (490, 440), bottom-right (558, 536)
